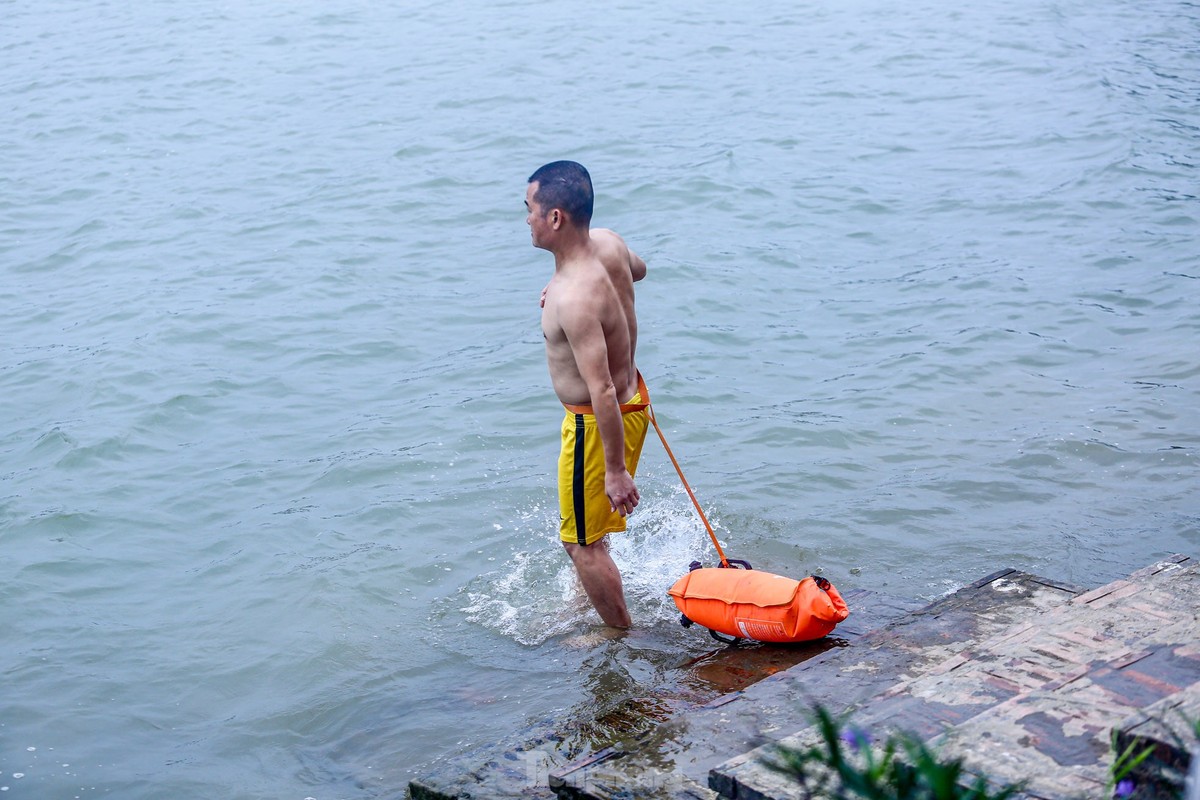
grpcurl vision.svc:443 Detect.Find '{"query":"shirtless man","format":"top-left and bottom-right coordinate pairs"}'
top-left (525, 161), bottom-right (649, 629)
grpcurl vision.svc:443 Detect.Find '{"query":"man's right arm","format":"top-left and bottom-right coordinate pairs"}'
top-left (558, 293), bottom-right (640, 516)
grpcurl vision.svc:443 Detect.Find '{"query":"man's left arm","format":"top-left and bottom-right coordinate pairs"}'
top-left (629, 250), bottom-right (646, 282)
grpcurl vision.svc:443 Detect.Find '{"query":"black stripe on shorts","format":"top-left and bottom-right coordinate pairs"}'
top-left (572, 413), bottom-right (587, 545)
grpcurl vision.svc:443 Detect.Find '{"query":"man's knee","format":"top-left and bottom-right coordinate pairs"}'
top-left (562, 537), bottom-right (606, 562)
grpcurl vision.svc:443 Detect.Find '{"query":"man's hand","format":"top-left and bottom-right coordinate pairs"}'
top-left (540, 283), bottom-right (549, 308)
top-left (606, 468), bottom-right (640, 517)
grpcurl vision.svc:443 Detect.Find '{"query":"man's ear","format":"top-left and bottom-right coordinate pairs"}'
top-left (550, 209), bottom-right (562, 229)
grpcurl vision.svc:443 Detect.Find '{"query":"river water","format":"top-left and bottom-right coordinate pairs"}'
top-left (2, 0), bottom-right (1197, 797)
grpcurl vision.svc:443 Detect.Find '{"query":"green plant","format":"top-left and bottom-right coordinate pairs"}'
top-left (1106, 730), bottom-right (1155, 798)
top-left (1106, 709), bottom-right (1200, 799)
top-left (764, 705), bottom-right (1024, 800)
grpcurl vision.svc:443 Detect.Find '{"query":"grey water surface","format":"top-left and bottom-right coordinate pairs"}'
top-left (2, 0), bottom-right (1197, 797)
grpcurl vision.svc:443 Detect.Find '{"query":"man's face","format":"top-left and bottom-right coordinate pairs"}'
top-left (525, 182), bottom-right (551, 250)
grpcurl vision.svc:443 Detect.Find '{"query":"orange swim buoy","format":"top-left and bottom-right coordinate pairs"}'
top-left (644, 393), bottom-right (849, 644)
top-left (668, 564), bottom-right (849, 643)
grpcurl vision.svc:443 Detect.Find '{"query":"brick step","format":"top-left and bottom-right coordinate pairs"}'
top-left (713, 556), bottom-right (1198, 800)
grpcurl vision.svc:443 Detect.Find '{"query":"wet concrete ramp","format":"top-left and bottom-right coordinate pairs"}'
top-left (410, 556), bottom-right (1199, 799)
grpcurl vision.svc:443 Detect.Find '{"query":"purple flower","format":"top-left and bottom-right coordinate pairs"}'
top-left (1113, 778), bottom-right (1135, 798)
top-left (839, 727), bottom-right (871, 751)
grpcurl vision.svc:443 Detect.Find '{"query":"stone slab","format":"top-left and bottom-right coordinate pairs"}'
top-left (715, 556), bottom-right (1198, 800)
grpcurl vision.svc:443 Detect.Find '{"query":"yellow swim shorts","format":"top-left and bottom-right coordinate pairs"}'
top-left (557, 379), bottom-right (650, 546)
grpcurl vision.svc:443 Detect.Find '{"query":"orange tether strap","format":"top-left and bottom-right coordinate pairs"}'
top-left (645, 401), bottom-right (730, 569)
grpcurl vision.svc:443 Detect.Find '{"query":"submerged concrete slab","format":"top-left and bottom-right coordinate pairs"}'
top-left (714, 556), bottom-right (1199, 800)
top-left (550, 569), bottom-right (1079, 800)
top-left (408, 587), bottom-right (921, 800)
top-left (410, 558), bottom-right (1199, 800)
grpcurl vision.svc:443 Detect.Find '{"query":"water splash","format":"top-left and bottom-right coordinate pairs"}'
top-left (461, 547), bottom-right (590, 646)
top-left (461, 485), bottom-right (718, 646)
top-left (611, 486), bottom-right (719, 621)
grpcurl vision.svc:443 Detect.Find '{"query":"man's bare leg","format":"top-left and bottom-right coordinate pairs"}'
top-left (563, 538), bottom-right (631, 629)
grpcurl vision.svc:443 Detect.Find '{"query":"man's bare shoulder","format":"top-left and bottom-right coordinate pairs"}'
top-left (589, 228), bottom-right (645, 284)
top-left (590, 227), bottom-right (627, 248)
top-left (588, 228), bottom-right (633, 268)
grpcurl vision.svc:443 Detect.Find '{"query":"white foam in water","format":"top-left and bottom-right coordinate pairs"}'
top-left (611, 487), bottom-right (718, 620)
top-left (462, 547), bottom-right (592, 646)
top-left (462, 486), bottom-right (718, 645)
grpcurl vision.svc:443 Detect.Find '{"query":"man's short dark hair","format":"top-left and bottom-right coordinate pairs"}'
top-left (528, 161), bottom-right (593, 226)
